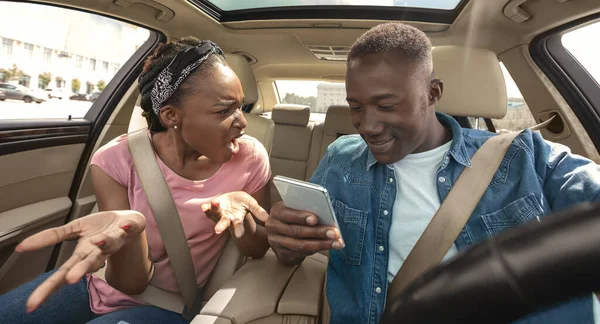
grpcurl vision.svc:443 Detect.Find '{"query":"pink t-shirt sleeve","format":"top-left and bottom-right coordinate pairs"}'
top-left (89, 135), bottom-right (130, 187)
top-left (244, 137), bottom-right (271, 195)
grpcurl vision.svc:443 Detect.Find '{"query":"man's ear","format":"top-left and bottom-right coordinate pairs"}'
top-left (429, 79), bottom-right (443, 106)
top-left (158, 105), bottom-right (181, 128)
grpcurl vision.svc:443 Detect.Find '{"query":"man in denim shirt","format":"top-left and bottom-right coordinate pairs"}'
top-left (265, 22), bottom-right (600, 324)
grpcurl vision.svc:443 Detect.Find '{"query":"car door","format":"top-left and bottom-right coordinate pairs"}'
top-left (0, 1), bottom-right (161, 294)
top-left (3, 85), bottom-right (18, 100)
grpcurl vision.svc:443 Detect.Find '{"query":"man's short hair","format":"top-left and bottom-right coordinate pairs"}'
top-left (348, 22), bottom-right (433, 74)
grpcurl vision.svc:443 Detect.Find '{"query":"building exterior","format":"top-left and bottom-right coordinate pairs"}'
top-left (316, 82), bottom-right (347, 113)
top-left (0, 2), bottom-right (149, 94)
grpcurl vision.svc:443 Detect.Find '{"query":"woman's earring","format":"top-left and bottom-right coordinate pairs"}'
top-left (174, 125), bottom-right (178, 129)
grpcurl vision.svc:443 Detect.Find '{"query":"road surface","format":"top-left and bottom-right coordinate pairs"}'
top-left (0, 98), bottom-right (94, 120)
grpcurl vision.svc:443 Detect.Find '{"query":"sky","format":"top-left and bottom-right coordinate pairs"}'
top-left (562, 22), bottom-right (600, 84)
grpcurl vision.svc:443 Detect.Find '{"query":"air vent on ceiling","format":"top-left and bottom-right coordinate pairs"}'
top-left (306, 45), bottom-right (350, 61)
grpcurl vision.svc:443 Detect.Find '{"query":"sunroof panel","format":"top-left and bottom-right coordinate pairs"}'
top-left (207, 0), bottom-right (461, 12)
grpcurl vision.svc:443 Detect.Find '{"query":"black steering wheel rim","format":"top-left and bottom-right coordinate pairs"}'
top-left (380, 202), bottom-right (600, 324)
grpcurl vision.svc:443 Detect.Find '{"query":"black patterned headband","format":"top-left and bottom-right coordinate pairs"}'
top-left (150, 40), bottom-right (225, 115)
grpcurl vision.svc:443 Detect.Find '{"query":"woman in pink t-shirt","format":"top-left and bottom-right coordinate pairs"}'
top-left (0, 38), bottom-right (272, 323)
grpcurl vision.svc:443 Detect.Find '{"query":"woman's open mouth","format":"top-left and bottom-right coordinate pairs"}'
top-left (226, 133), bottom-right (244, 152)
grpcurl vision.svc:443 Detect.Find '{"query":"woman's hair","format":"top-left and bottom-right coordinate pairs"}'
top-left (138, 36), bottom-right (227, 132)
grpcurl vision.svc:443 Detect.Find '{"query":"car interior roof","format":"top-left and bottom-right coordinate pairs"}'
top-left (35, 0), bottom-right (600, 82)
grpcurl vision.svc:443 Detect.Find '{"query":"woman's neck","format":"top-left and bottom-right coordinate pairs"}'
top-left (149, 130), bottom-right (222, 182)
top-left (151, 130), bottom-right (201, 168)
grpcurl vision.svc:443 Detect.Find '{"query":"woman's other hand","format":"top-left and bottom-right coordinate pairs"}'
top-left (202, 191), bottom-right (269, 238)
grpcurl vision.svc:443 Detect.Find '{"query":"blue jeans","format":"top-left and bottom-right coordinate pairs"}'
top-left (0, 270), bottom-right (188, 324)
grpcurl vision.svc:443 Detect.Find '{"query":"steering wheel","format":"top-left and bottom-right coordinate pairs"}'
top-left (380, 202), bottom-right (600, 324)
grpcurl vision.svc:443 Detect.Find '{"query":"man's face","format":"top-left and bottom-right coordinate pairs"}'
top-left (345, 52), bottom-right (439, 164)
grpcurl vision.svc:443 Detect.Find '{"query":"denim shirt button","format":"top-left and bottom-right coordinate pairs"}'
top-left (438, 176), bottom-right (446, 183)
top-left (383, 210), bottom-right (389, 216)
top-left (375, 287), bottom-right (382, 294)
top-left (388, 178), bottom-right (394, 183)
top-left (378, 246), bottom-right (384, 252)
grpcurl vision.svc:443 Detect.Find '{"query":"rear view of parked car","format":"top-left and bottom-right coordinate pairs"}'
top-left (69, 93), bottom-right (89, 101)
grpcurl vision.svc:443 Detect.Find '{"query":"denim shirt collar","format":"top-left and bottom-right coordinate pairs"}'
top-left (366, 112), bottom-right (472, 171)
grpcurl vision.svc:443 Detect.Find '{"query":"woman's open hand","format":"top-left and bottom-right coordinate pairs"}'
top-left (202, 191), bottom-right (269, 238)
top-left (16, 210), bottom-right (145, 312)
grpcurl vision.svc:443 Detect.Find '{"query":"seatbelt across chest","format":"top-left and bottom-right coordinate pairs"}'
top-left (127, 128), bottom-right (203, 320)
top-left (386, 131), bottom-right (522, 302)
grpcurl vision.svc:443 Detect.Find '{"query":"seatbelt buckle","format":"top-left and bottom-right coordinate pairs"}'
top-left (182, 287), bottom-right (204, 322)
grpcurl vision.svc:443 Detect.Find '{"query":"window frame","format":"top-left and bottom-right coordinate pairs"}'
top-left (43, 47), bottom-right (52, 62)
top-left (24, 42), bottom-right (34, 57)
top-left (530, 13), bottom-right (600, 151)
top-left (75, 55), bottom-right (83, 68)
top-left (0, 1), bottom-right (163, 151)
top-left (2, 37), bottom-right (13, 55)
top-left (187, 0), bottom-right (469, 23)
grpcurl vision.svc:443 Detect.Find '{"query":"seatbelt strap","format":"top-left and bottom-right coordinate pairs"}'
top-left (386, 130), bottom-right (521, 303)
top-left (127, 128), bottom-right (203, 319)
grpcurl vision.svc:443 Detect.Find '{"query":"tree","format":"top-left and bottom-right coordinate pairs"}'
top-left (71, 78), bottom-right (81, 93)
top-left (282, 93), bottom-right (317, 109)
top-left (97, 80), bottom-right (106, 91)
top-left (5, 64), bottom-right (24, 81)
top-left (38, 72), bottom-right (52, 89)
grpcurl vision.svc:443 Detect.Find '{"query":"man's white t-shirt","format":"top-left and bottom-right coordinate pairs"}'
top-left (387, 140), bottom-right (457, 283)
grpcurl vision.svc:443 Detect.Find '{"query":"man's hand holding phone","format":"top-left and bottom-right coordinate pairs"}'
top-left (266, 201), bottom-right (345, 265)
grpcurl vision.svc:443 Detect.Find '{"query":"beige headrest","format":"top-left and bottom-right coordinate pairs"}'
top-left (432, 46), bottom-right (507, 119)
top-left (271, 104), bottom-right (310, 126)
top-left (226, 54), bottom-right (259, 104)
top-left (324, 105), bottom-right (356, 136)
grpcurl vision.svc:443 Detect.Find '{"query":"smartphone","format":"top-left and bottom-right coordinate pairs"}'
top-left (273, 175), bottom-right (343, 240)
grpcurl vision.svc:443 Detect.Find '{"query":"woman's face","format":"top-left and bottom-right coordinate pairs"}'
top-left (170, 62), bottom-right (247, 163)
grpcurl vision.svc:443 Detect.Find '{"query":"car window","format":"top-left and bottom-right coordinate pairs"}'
top-left (275, 80), bottom-right (347, 122)
top-left (0, 2), bottom-right (150, 119)
top-left (562, 21), bottom-right (600, 85)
